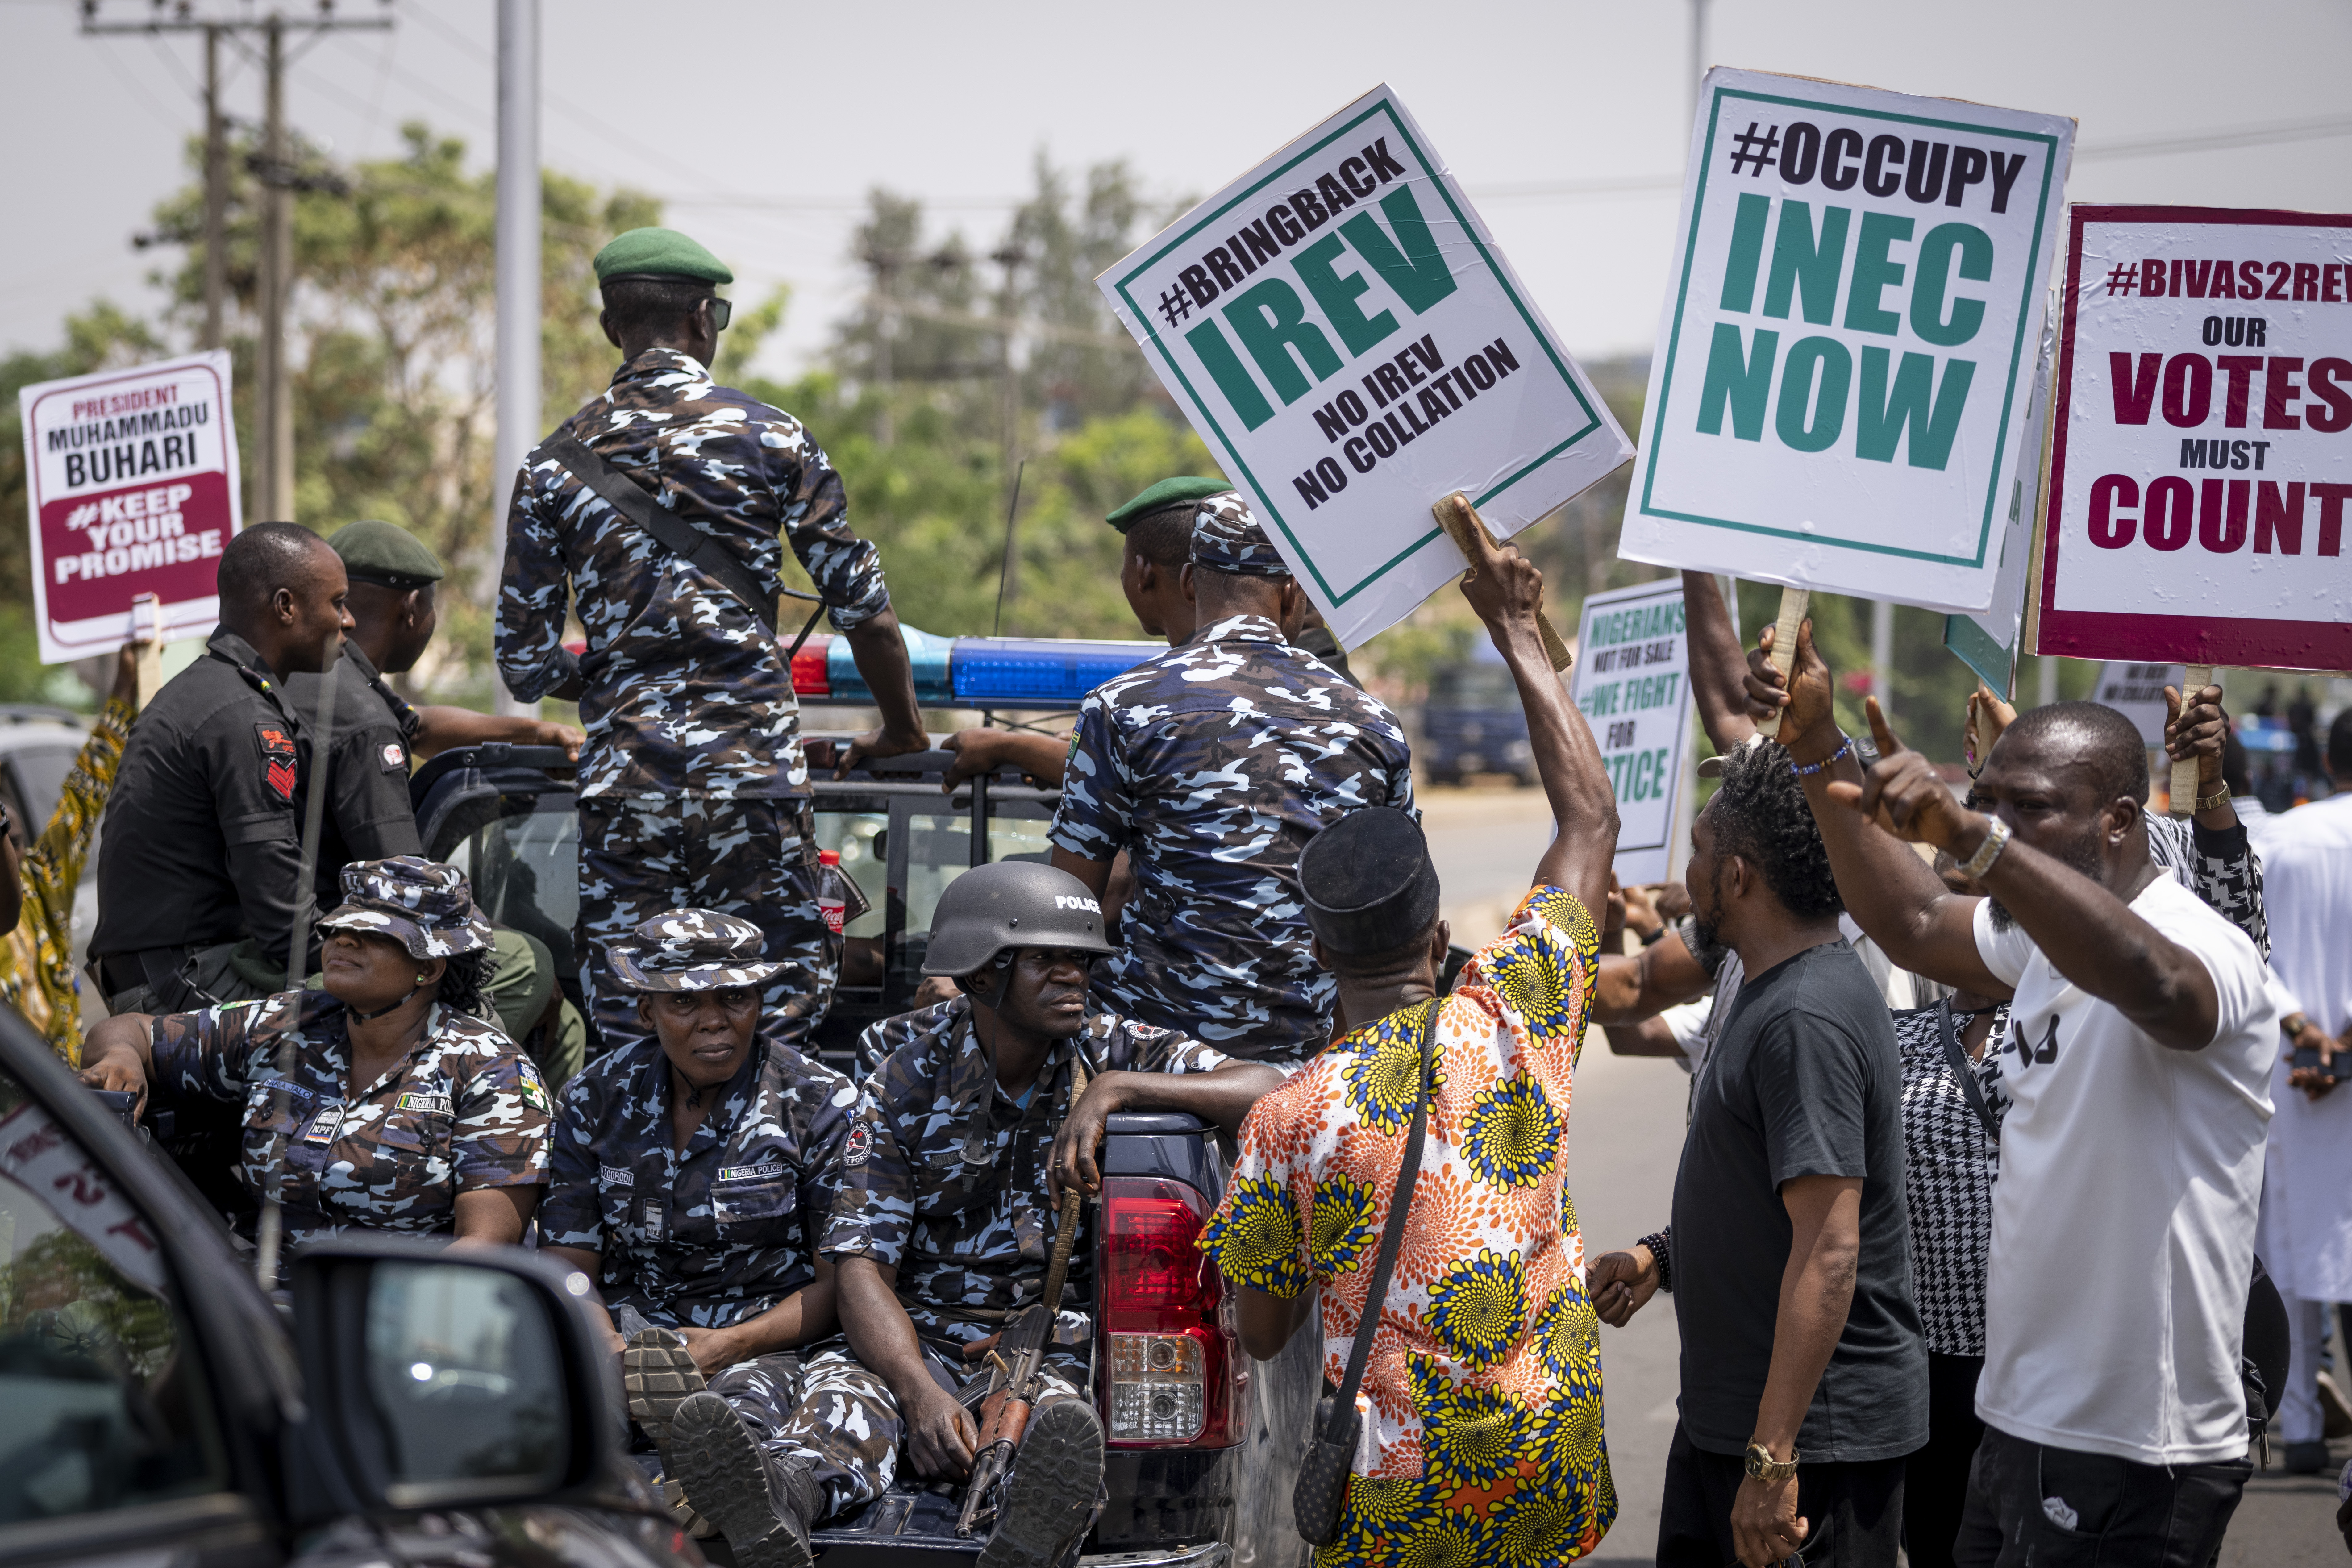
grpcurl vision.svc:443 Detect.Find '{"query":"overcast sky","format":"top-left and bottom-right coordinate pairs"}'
top-left (6, 0), bottom-right (2350, 381)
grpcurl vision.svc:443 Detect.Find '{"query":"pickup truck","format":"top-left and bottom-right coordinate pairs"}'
top-left (401, 727), bottom-right (1309, 1568)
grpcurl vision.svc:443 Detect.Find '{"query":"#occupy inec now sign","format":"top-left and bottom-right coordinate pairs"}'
top-left (1099, 85), bottom-right (1632, 650)
top-left (2034, 206), bottom-right (2352, 671)
top-left (1622, 68), bottom-right (2074, 614)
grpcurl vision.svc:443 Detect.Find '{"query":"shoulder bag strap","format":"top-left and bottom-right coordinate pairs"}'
top-left (1328, 1000), bottom-right (1439, 1425)
top-left (541, 433), bottom-right (781, 634)
top-left (1936, 999), bottom-right (2001, 1143)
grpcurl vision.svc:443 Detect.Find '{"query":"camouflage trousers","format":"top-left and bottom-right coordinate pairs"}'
top-left (577, 794), bottom-right (838, 1053)
top-left (775, 1342), bottom-right (1090, 1521)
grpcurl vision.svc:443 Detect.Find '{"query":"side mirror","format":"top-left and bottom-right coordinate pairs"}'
top-left (288, 1239), bottom-right (627, 1515)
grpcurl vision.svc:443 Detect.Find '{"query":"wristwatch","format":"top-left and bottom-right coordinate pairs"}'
top-left (1744, 1441), bottom-right (1799, 1482)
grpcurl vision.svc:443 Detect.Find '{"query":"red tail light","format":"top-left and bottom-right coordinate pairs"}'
top-left (791, 634), bottom-right (832, 698)
top-left (1097, 1177), bottom-right (1242, 1449)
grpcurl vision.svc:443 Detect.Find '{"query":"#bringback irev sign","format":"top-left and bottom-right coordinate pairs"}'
top-left (1622, 68), bottom-right (2074, 613)
top-left (1098, 84), bottom-right (1633, 651)
top-left (2033, 206), bottom-right (2352, 671)
top-left (1571, 579), bottom-right (1694, 885)
top-left (21, 350), bottom-right (241, 664)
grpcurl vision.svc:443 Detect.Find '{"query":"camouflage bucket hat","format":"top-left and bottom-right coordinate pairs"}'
top-left (317, 856), bottom-right (496, 959)
top-left (1189, 491), bottom-right (1292, 577)
top-left (608, 909), bottom-right (785, 992)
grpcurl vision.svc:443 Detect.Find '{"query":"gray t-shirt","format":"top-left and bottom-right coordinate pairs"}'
top-left (1671, 939), bottom-right (1928, 1462)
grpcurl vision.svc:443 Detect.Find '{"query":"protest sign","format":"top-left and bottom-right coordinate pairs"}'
top-left (2090, 660), bottom-right (2184, 746)
top-left (1944, 280), bottom-right (2063, 696)
top-left (2031, 205), bottom-right (2352, 673)
top-left (1097, 84), bottom-right (1633, 651)
top-left (1572, 579), bottom-right (1693, 884)
top-left (1621, 67), bottom-right (2074, 615)
top-left (20, 350), bottom-right (240, 664)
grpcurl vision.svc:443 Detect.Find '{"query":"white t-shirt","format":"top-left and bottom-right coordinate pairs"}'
top-left (1972, 875), bottom-right (2275, 1465)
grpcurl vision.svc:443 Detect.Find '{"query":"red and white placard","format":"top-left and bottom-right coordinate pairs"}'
top-left (20, 349), bottom-right (242, 665)
top-left (2036, 206), bottom-right (2352, 670)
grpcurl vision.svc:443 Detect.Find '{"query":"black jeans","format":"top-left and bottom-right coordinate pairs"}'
top-left (1953, 1424), bottom-right (2250, 1568)
top-left (1904, 1352), bottom-right (1986, 1568)
top-left (1657, 1420), bottom-right (1907, 1566)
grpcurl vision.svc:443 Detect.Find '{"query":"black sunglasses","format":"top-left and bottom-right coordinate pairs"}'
top-left (705, 295), bottom-right (732, 331)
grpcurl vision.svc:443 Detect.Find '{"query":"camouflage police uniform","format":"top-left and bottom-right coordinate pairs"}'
top-left (141, 859), bottom-right (548, 1276)
top-left (496, 303), bottom-right (894, 1048)
top-left (540, 910), bottom-right (875, 1519)
top-left (1050, 493), bottom-right (1415, 1064)
top-left (786, 997), bottom-right (1229, 1510)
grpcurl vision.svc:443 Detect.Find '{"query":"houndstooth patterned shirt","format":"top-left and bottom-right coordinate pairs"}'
top-left (2145, 812), bottom-right (2267, 959)
top-left (1892, 1001), bottom-right (2009, 1358)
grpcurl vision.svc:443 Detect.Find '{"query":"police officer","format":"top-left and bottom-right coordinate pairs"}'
top-left (78, 857), bottom-right (551, 1272)
top-left (1047, 493), bottom-right (1414, 1063)
top-left (535, 909), bottom-right (856, 1566)
top-left (496, 227), bottom-right (930, 1050)
top-left (92, 523), bottom-right (358, 1012)
top-left (288, 519), bottom-right (587, 1077)
top-left (655, 863), bottom-right (1277, 1568)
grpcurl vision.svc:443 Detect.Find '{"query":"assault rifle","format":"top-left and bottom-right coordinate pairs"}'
top-left (956, 1060), bottom-right (1089, 1537)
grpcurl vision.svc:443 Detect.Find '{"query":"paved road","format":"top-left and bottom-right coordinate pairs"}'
top-left (1418, 784), bottom-right (2343, 1566)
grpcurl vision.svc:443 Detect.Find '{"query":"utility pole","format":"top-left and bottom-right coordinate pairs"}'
top-left (79, 2), bottom-right (393, 520)
top-left (202, 25), bottom-right (225, 350)
top-left (988, 242), bottom-right (1026, 617)
top-left (860, 245), bottom-right (902, 446)
top-left (256, 14), bottom-right (292, 521)
top-left (493, 0), bottom-right (541, 715)
top-left (1688, 0), bottom-right (1710, 130)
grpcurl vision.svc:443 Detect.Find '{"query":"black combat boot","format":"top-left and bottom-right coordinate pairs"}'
top-left (622, 1326), bottom-right (705, 1453)
top-left (668, 1391), bottom-right (820, 1568)
top-left (977, 1398), bottom-right (1105, 1568)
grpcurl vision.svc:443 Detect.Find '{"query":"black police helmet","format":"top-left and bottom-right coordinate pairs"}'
top-left (920, 860), bottom-right (1116, 979)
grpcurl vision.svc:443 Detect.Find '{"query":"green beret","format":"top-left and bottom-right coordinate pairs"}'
top-left (593, 227), bottom-right (734, 286)
top-left (329, 519), bottom-right (444, 589)
top-left (1105, 476), bottom-right (1234, 534)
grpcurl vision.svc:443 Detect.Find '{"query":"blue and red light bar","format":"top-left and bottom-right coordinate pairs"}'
top-left (788, 627), bottom-right (1160, 709)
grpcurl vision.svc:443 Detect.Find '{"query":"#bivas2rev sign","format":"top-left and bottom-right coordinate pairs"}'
top-left (1100, 84), bottom-right (1630, 650)
top-left (2035, 206), bottom-right (2352, 672)
top-left (1623, 68), bottom-right (2074, 615)
top-left (19, 349), bottom-right (243, 664)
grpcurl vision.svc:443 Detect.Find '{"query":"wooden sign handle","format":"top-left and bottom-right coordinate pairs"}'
top-left (2168, 663), bottom-right (2213, 817)
top-left (131, 594), bottom-right (163, 711)
top-left (1432, 492), bottom-right (1572, 672)
top-left (1754, 587), bottom-right (1810, 739)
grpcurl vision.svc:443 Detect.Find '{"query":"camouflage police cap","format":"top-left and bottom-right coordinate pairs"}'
top-left (1105, 476), bottom-right (1232, 534)
top-left (317, 856), bottom-right (496, 959)
top-left (329, 518), bottom-right (444, 590)
top-left (607, 908), bottom-right (786, 992)
top-left (594, 227), bottom-right (734, 286)
top-left (1189, 491), bottom-right (1293, 578)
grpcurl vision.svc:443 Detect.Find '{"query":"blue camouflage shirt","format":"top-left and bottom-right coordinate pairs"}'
top-left (495, 347), bottom-right (891, 799)
top-left (542, 1030), bottom-right (858, 1330)
top-left (825, 997), bottom-right (1230, 1375)
top-left (1049, 613), bottom-right (1415, 1063)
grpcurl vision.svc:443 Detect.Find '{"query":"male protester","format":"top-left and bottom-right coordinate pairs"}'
top-left (497, 227), bottom-right (929, 1049)
top-left (1588, 711), bottom-right (1926, 1568)
top-left (539, 910), bottom-right (855, 1566)
top-left (290, 519), bottom-right (587, 1075)
top-left (662, 862), bottom-right (1277, 1568)
top-left (1200, 525), bottom-right (1623, 1565)
top-left (2256, 709), bottom-right (2352, 1473)
top-left (1048, 492), bottom-right (1413, 1063)
top-left (92, 523), bottom-right (356, 1012)
top-left (1744, 623), bottom-right (2273, 1567)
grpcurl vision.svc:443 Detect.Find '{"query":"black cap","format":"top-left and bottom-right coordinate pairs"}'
top-left (1299, 808), bottom-right (1441, 956)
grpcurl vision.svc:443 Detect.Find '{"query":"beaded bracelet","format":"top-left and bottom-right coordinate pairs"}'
top-left (1787, 736), bottom-right (1853, 777)
top-left (1637, 1229), bottom-right (1674, 1294)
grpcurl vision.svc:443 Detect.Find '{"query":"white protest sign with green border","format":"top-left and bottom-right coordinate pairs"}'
top-left (1571, 578), bottom-right (1695, 885)
top-left (1097, 84), bottom-right (1633, 650)
top-left (1621, 67), bottom-right (2074, 614)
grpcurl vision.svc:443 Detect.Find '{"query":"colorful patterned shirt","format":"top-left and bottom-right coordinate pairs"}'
top-left (495, 347), bottom-right (891, 799)
top-left (1202, 885), bottom-right (1613, 1565)
top-left (4, 697), bottom-right (130, 1064)
top-left (148, 990), bottom-right (550, 1268)
top-left (1049, 613), bottom-right (1414, 1063)
top-left (541, 1031), bottom-right (856, 1330)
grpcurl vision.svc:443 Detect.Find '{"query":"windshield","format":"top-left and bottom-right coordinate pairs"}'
top-left (1428, 665), bottom-right (1520, 709)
